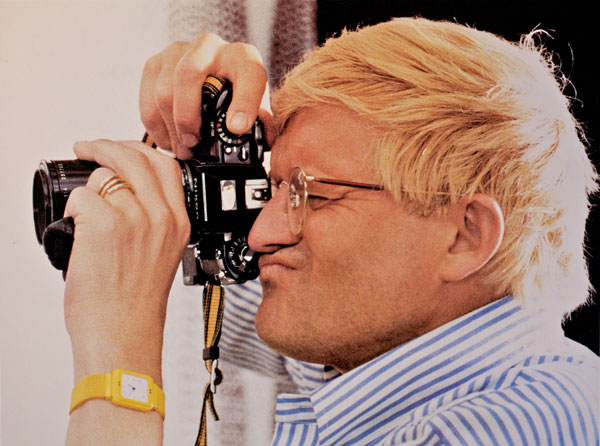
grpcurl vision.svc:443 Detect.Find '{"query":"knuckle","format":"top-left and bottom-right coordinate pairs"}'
top-left (179, 217), bottom-right (192, 245)
top-left (226, 42), bottom-right (264, 65)
top-left (254, 63), bottom-right (268, 82)
top-left (126, 202), bottom-right (146, 223)
top-left (168, 40), bottom-right (189, 53)
top-left (86, 168), bottom-right (113, 188)
top-left (150, 205), bottom-right (175, 230)
top-left (143, 53), bottom-right (162, 73)
top-left (140, 106), bottom-right (163, 129)
top-left (102, 211), bottom-right (121, 236)
top-left (122, 147), bottom-right (149, 168)
top-left (66, 186), bottom-right (88, 207)
top-left (148, 203), bottom-right (190, 247)
top-left (227, 41), bottom-right (256, 55)
top-left (164, 156), bottom-right (182, 178)
top-left (173, 112), bottom-right (198, 131)
top-left (115, 207), bottom-right (148, 241)
top-left (154, 80), bottom-right (174, 111)
top-left (193, 32), bottom-right (227, 46)
top-left (174, 56), bottom-right (204, 80)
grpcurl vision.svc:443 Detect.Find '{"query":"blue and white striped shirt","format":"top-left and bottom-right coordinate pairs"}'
top-left (223, 282), bottom-right (599, 445)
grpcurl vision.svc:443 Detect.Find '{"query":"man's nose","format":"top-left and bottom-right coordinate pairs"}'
top-left (248, 185), bottom-right (300, 253)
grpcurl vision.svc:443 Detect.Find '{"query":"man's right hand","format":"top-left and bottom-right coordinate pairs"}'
top-left (139, 33), bottom-right (273, 159)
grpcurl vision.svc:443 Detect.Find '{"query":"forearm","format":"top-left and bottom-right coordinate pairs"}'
top-left (66, 334), bottom-right (165, 445)
top-left (66, 401), bottom-right (163, 445)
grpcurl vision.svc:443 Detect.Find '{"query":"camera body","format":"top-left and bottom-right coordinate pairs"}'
top-left (178, 76), bottom-right (270, 284)
top-left (33, 76), bottom-right (270, 285)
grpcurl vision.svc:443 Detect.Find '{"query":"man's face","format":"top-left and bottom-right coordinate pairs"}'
top-left (248, 105), bottom-right (449, 371)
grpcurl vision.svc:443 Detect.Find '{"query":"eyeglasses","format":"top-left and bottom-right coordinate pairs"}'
top-left (271, 166), bottom-right (384, 236)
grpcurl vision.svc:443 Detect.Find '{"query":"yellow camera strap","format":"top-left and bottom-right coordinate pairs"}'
top-left (141, 132), bottom-right (158, 149)
top-left (195, 281), bottom-right (226, 446)
top-left (142, 130), bottom-right (226, 446)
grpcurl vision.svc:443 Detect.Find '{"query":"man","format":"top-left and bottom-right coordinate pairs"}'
top-left (64, 18), bottom-right (598, 445)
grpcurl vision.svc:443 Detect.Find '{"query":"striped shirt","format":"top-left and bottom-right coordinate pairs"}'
top-left (223, 281), bottom-right (600, 445)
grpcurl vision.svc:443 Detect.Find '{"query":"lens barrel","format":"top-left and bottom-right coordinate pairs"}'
top-left (33, 160), bottom-right (98, 244)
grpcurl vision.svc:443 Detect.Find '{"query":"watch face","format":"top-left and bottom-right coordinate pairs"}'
top-left (120, 373), bottom-right (149, 403)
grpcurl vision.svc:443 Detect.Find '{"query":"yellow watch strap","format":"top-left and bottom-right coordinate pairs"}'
top-left (70, 372), bottom-right (111, 413)
top-left (151, 381), bottom-right (166, 418)
top-left (70, 369), bottom-right (165, 418)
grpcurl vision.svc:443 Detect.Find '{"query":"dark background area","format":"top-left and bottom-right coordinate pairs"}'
top-left (317, 0), bottom-right (599, 354)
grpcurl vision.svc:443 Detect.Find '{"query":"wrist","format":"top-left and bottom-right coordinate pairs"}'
top-left (71, 334), bottom-right (163, 386)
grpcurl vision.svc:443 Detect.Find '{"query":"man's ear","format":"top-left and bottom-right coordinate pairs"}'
top-left (439, 194), bottom-right (504, 282)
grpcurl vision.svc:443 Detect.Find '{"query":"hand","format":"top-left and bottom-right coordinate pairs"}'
top-left (63, 140), bottom-right (190, 383)
top-left (140, 33), bottom-right (272, 159)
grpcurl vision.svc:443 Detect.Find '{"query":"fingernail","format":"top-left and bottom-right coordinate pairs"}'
top-left (229, 112), bottom-right (249, 132)
top-left (179, 133), bottom-right (198, 148)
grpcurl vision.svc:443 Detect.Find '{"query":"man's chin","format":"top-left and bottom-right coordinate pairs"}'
top-left (255, 292), bottom-right (298, 354)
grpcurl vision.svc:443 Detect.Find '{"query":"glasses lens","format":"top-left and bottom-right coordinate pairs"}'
top-left (288, 167), bottom-right (306, 235)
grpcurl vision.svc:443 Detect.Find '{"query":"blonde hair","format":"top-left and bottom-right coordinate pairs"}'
top-left (272, 17), bottom-right (598, 319)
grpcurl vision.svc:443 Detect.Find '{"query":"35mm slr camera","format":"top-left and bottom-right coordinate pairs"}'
top-left (32, 76), bottom-right (270, 285)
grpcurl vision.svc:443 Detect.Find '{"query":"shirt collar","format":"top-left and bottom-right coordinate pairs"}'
top-left (296, 296), bottom-right (554, 446)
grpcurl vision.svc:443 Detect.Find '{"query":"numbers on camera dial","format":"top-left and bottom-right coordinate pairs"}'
top-left (227, 236), bottom-right (255, 274)
top-left (215, 112), bottom-right (249, 146)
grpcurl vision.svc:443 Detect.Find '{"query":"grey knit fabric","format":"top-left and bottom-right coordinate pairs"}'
top-left (167, 0), bottom-right (249, 43)
top-left (167, 0), bottom-right (316, 86)
top-left (269, 0), bottom-right (317, 87)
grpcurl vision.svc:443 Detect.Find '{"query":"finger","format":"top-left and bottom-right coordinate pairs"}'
top-left (74, 140), bottom-right (167, 211)
top-left (175, 39), bottom-right (268, 138)
top-left (75, 140), bottom-right (190, 245)
top-left (63, 186), bottom-right (128, 257)
top-left (120, 141), bottom-right (189, 224)
top-left (119, 142), bottom-right (192, 251)
top-left (86, 167), bottom-right (140, 210)
top-left (173, 33), bottom-right (228, 159)
top-left (217, 43), bottom-right (268, 135)
top-left (64, 185), bottom-right (112, 222)
top-left (140, 53), bottom-right (171, 151)
top-left (154, 42), bottom-right (190, 153)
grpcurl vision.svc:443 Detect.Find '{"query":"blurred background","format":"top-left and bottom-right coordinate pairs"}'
top-left (0, 2), bottom-right (278, 445)
top-left (1, 1), bottom-right (597, 445)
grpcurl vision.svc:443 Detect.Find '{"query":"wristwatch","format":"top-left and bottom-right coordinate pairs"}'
top-left (70, 369), bottom-right (165, 418)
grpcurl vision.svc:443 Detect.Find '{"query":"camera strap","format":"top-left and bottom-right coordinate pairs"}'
top-left (195, 280), bottom-right (226, 446)
top-left (141, 132), bottom-right (225, 445)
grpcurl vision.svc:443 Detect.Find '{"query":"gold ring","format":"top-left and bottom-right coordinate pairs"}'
top-left (97, 175), bottom-right (135, 198)
top-left (104, 182), bottom-right (135, 197)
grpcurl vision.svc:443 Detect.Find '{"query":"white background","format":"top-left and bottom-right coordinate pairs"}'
top-left (0, 1), bottom-right (277, 445)
top-left (0, 1), bottom-right (166, 444)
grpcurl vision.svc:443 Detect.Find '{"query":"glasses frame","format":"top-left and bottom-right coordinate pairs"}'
top-left (281, 166), bottom-right (384, 235)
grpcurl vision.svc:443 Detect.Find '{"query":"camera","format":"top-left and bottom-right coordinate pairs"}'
top-left (32, 75), bottom-right (270, 285)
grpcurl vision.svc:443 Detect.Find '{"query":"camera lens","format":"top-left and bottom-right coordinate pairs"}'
top-left (32, 160), bottom-right (98, 243)
top-left (33, 164), bottom-right (51, 244)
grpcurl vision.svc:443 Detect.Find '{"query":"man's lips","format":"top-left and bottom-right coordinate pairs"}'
top-left (258, 254), bottom-right (298, 271)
